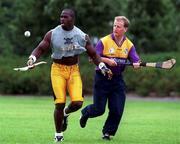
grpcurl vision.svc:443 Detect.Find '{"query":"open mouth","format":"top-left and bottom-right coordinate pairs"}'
top-left (60, 20), bottom-right (65, 25)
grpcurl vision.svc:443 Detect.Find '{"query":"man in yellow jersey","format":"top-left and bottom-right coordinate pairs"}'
top-left (80, 16), bottom-right (141, 140)
top-left (27, 8), bottom-right (112, 142)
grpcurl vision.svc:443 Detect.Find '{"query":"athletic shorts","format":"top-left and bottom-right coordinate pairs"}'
top-left (51, 63), bottom-right (83, 104)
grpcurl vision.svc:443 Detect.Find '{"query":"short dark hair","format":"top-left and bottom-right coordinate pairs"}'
top-left (62, 8), bottom-right (75, 19)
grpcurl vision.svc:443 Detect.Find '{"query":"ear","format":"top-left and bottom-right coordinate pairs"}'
top-left (124, 27), bottom-right (128, 32)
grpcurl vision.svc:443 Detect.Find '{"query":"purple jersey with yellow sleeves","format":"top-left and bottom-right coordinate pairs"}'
top-left (96, 33), bottom-right (140, 74)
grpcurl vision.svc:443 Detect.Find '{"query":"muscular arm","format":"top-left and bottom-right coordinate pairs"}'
top-left (85, 35), bottom-right (113, 79)
top-left (30, 31), bottom-right (52, 60)
top-left (85, 35), bottom-right (101, 65)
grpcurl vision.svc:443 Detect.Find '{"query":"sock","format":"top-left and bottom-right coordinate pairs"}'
top-left (64, 106), bottom-right (70, 117)
top-left (55, 132), bottom-right (63, 137)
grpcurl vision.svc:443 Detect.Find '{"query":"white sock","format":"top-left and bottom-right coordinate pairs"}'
top-left (64, 106), bottom-right (70, 117)
top-left (55, 132), bottom-right (63, 137)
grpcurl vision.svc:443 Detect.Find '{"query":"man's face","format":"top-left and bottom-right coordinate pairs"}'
top-left (113, 20), bottom-right (127, 37)
top-left (60, 10), bottom-right (74, 30)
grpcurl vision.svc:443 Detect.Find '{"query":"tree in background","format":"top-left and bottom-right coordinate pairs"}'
top-left (10, 0), bottom-right (51, 55)
top-left (0, 0), bottom-right (179, 96)
top-left (126, 0), bottom-right (179, 53)
top-left (0, 0), bottom-right (14, 55)
top-left (171, 0), bottom-right (180, 51)
top-left (0, 0), bottom-right (179, 56)
top-left (44, 0), bottom-right (123, 36)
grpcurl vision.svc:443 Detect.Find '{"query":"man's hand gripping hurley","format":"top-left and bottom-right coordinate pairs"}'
top-left (13, 60), bottom-right (47, 71)
top-left (13, 55), bottom-right (47, 71)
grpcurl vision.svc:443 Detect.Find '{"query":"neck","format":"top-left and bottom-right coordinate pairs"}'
top-left (115, 34), bottom-right (123, 40)
top-left (62, 25), bottom-right (74, 31)
top-left (114, 35), bottom-right (124, 46)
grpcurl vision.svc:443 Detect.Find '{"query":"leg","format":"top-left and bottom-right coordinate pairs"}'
top-left (66, 65), bottom-right (84, 114)
top-left (102, 76), bottom-right (126, 136)
top-left (80, 72), bottom-right (110, 128)
top-left (62, 101), bottom-right (83, 132)
top-left (51, 63), bottom-right (67, 141)
top-left (65, 101), bottom-right (83, 114)
top-left (54, 103), bottom-right (65, 133)
top-left (62, 65), bottom-right (84, 131)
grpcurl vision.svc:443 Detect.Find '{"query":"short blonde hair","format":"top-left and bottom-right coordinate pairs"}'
top-left (114, 16), bottom-right (130, 28)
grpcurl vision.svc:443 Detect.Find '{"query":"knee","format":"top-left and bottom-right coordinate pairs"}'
top-left (94, 107), bottom-right (105, 116)
top-left (55, 103), bottom-right (65, 110)
top-left (70, 101), bottom-right (83, 111)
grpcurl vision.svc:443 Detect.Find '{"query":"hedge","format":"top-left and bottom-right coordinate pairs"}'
top-left (0, 52), bottom-right (179, 97)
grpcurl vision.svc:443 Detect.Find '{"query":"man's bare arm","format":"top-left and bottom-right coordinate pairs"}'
top-left (31, 31), bottom-right (52, 60)
top-left (85, 35), bottom-right (101, 66)
top-left (84, 35), bottom-right (113, 79)
top-left (27, 31), bottom-right (52, 66)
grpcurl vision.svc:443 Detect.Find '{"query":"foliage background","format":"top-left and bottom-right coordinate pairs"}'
top-left (0, 0), bottom-right (179, 96)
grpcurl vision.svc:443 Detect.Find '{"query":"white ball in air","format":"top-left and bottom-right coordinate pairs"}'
top-left (24, 31), bottom-right (31, 37)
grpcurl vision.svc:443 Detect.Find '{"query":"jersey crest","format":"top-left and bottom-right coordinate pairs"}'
top-left (109, 47), bottom-right (115, 54)
top-left (64, 37), bottom-right (73, 45)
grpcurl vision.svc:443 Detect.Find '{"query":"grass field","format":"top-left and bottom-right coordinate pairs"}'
top-left (0, 96), bottom-right (179, 144)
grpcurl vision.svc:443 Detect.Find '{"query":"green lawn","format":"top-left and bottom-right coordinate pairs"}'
top-left (0, 96), bottom-right (179, 144)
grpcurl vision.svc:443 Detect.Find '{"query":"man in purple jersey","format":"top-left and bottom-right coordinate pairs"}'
top-left (80, 16), bottom-right (141, 140)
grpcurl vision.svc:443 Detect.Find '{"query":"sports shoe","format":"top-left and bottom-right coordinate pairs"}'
top-left (62, 115), bottom-right (68, 132)
top-left (102, 133), bottom-right (111, 140)
top-left (54, 135), bottom-right (64, 142)
top-left (79, 112), bottom-right (88, 128)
